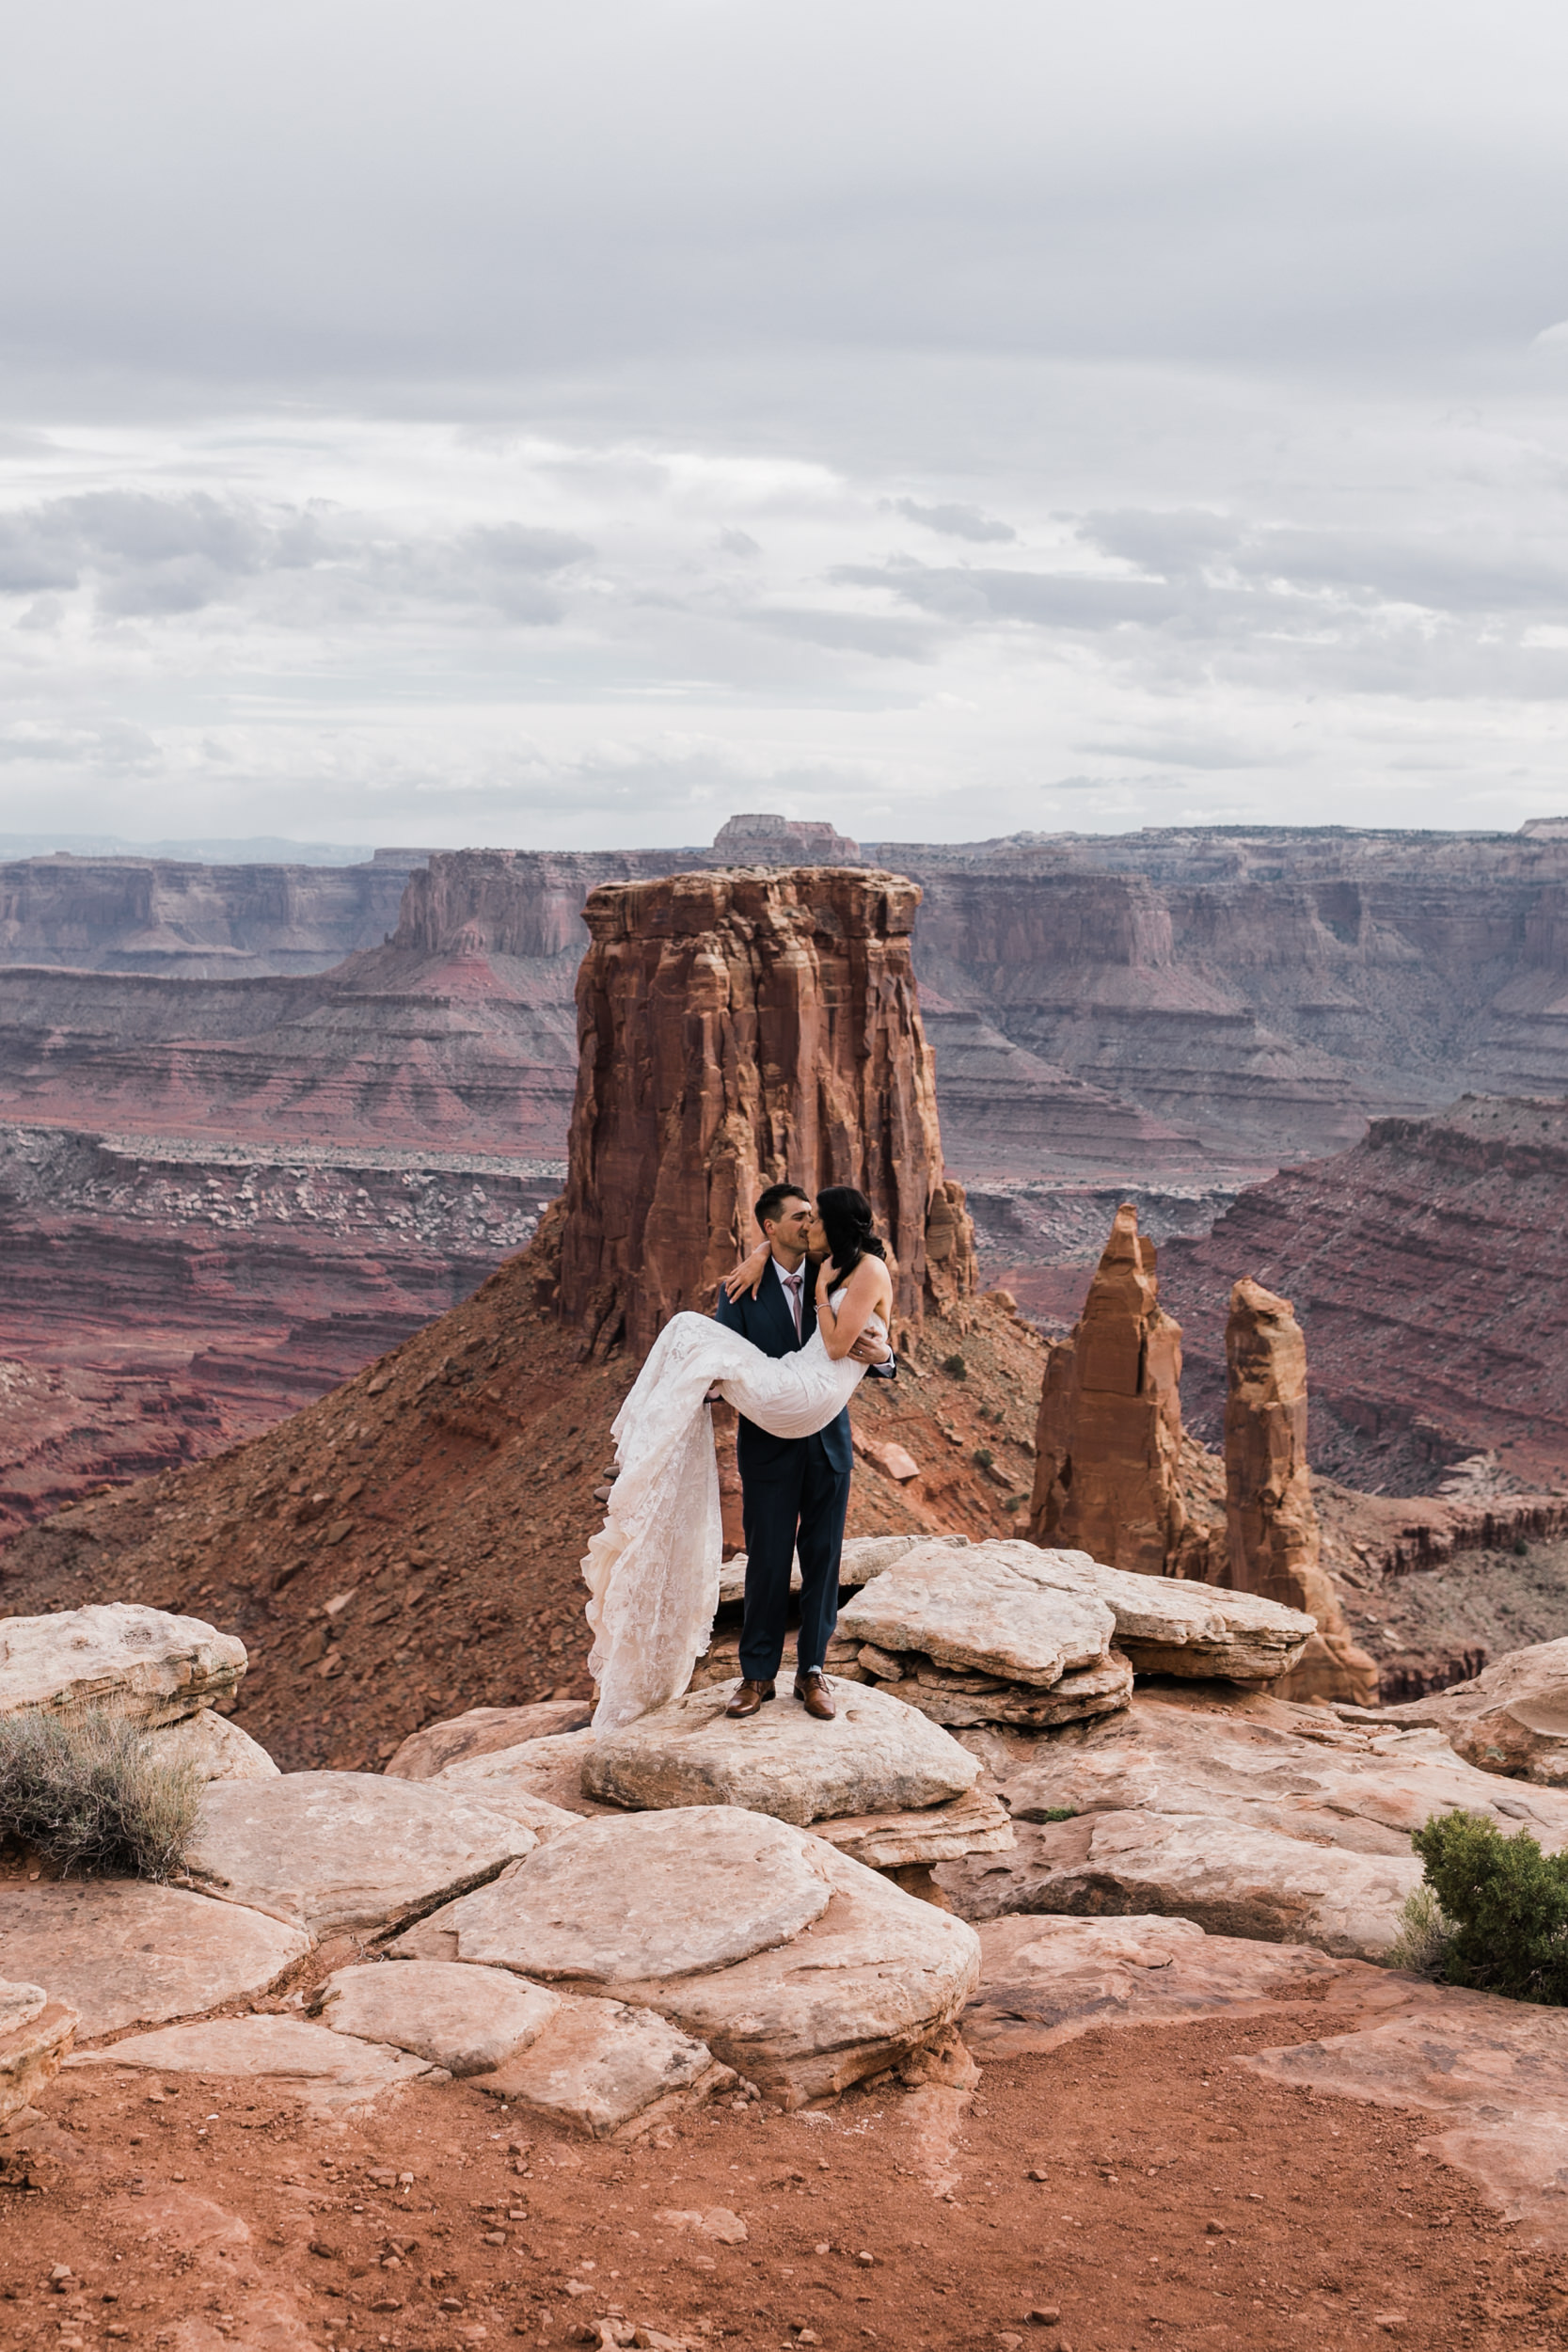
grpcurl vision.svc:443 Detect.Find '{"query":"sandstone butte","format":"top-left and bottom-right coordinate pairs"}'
top-left (557, 865), bottom-right (974, 1355)
top-left (1027, 1203), bottom-right (1375, 1706)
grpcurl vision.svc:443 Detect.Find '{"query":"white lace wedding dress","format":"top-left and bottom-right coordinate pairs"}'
top-left (581, 1293), bottom-right (882, 1730)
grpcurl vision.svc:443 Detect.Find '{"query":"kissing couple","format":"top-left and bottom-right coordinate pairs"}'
top-left (581, 1184), bottom-right (896, 1732)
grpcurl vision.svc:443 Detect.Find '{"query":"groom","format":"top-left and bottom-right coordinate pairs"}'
top-left (713, 1183), bottom-right (895, 1723)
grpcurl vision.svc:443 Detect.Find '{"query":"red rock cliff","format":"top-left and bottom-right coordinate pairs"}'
top-left (556, 866), bottom-right (974, 1354)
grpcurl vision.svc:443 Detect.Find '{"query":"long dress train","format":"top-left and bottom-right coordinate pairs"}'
top-left (580, 1299), bottom-right (878, 1730)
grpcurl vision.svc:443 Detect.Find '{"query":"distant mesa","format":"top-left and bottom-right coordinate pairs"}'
top-left (707, 812), bottom-right (862, 865)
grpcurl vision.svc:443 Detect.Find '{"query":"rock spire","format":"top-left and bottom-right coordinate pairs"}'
top-left (1028, 1203), bottom-right (1186, 1576)
top-left (1221, 1278), bottom-right (1377, 1706)
top-left (557, 866), bottom-right (974, 1355)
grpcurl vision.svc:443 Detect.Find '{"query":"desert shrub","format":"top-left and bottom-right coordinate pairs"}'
top-left (972, 1446), bottom-right (994, 1470)
top-left (1410, 1807), bottom-right (1568, 2005)
top-left (942, 1353), bottom-right (967, 1378)
top-left (0, 1705), bottom-right (201, 1881)
top-left (1386, 1884), bottom-right (1455, 1978)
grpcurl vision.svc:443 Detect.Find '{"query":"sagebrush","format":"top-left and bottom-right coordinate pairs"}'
top-left (1386, 1883), bottom-right (1455, 1977)
top-left (1410, 1807), bottom-right (1568, 2006)
top-left (0, 1705), bottom-right (201, 1881)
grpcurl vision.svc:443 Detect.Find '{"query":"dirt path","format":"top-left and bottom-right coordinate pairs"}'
top-left (8, 2009), bottom-right (1565, 2352)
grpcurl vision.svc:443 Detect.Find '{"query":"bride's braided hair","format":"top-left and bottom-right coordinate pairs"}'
top-left (816, 1184), bottom-right (886, 1283)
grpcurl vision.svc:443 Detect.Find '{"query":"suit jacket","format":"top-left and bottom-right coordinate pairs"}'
top-left (712, 1258), bottom-right (853, 1479)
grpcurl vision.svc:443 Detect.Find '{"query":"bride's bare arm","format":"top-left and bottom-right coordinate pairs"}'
top-left (815, 1257), bottom-right (893, 1361)
top-left (721, 1238), bottom-right (773, 1303)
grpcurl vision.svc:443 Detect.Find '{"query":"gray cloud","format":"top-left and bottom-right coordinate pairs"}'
top-left (888, 499), bottom-right (1016, 544)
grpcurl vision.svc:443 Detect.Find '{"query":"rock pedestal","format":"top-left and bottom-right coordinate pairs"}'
top-left (1029, 1203), bottom-right (1185, 1575)
top-left (1221, 1279), bottom-right (1378, 1708)
top-left (556, 866), bottom-right (974, 1352)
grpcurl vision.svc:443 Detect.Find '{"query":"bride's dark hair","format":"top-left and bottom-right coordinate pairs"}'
top-left (816, 1184), bottom-right (885, 1282)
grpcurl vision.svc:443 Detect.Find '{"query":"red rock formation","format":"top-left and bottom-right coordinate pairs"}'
top-left (1028, 1203), bottom-right (1186, 1577)
top-left (1220, 1278), bottom-right (1378, 1707)
top-left (557, 866), bottom-right (974, 1354)
top-left (1160, 1095), bottom-right (1568, 1490)
top-left (709, 814), bottom-right (861, 864)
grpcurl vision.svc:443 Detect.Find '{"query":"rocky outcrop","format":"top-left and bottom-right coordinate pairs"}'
top-left (1379, 1634), bottom-right (1568, 1784)
top-left (708, 814), bottom-right (860, 864)
top-left (1160, 1094), bottom-right (1568, 1489)
top-left (1221, 1279), bottom-right (1378, 1708)
top-left (1028, 1204), bottom-right (1185, 1574)
top-left (558, 866), bottom-right (974, 1350)
top-left (0, 1883), bottom-right (309, 2039)
top-left (0, 1982), bottom-right (76, 2123)
top-left (0, 1601), bottom-right (245, 1723)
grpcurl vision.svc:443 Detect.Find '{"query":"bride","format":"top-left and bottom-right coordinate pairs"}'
top-left (581, 1185), bottom-right (895, 1730)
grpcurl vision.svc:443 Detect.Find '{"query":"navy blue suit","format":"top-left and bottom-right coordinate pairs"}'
top-left (713, 1258), bottom-right (853, 1683)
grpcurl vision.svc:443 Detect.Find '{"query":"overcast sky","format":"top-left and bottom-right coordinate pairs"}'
top-left (3, 0), bottom-right (1568, 852)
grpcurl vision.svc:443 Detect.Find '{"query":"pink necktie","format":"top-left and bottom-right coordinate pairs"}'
top-left (783, 1269), bottom-right (802, 1338)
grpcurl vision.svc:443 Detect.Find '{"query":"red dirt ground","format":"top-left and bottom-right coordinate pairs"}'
top-left (8, 2003), bottom-right (1562, 2352)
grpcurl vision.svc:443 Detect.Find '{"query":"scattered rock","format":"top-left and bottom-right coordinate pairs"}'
top-left (319, 1960), bottom-right (561, 2075)
top-left (68, 2015), bottom-right (437, 2108)
top-left (471, 1992), bottom-right (730, 2139)
top-left (0, 1603), bottom-right (245, 1724)
top-left (852, 1435), bottom-right (920, 1484)
top-left (580, 1677), bottom-right (978, 1827)
top-left (653, 2207), bottom-right (748, 2244)
top-left (403, 1807), bottom-right (833, 1981)
top-left (0, 1881), bottom-right (309, 2036)
top-left (186, 1772), bottom-right (536, 1934)
top-left (384, 1702), bottom-right (594, 1782)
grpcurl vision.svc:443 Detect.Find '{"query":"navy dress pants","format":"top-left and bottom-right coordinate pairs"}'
top-left (736, 1431), bottom-right (851, 1683)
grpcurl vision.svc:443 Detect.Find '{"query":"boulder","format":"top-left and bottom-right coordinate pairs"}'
top-left (384, 1701), bottom-right (594, 1782)
top-left (405, 1807), bottom-right (833, 1981)
top-left (0, 1603), bottom-right (245, 1724)
top-left (392, 1806), bottom-right (980, 2106)
top-left (812, 1786), bottom-right (1013, 1871)
top-left (840, 1543), bottom-right (1116, 1688)
top-left (964, 1913), bottom-right (1377, 2059)
top-left (430, 1727), bottom-right (605, 1820)
top-left (471, 1992), bottom-right (730, 2138)
top-left (319, 1960), bottom-right (560, 2076)
top-left (621, 1844), bottom-right (981, 2106)
top-left (68, 2015), bottom-right (436, 2109)
top-left (1085, 1559), bottom-right (1315, 1681)
top-left (150, 1709), bottom-right (279, 1781)
top-left (186, 1772), bottom-right (535, 1935)
top-left (0, 1982), bottom-right (76, 2123)
top-left (0, 1881), bottom-right (309, 2037)
top-left (580, 1677), bottom-right (979, 1827)
top-left (1393, 1636), bottom-right (1568, 1787)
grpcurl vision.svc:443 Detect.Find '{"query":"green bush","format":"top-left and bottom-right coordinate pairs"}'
top-left (1410, 1808), bottom-right (1568, 2005)
top-left (972, 1446), bottom-right (994, 1470)
top-left (0, 1706), bottom-right (201, 1882)
top-left (942, 1353), bottom-right (968, 1378)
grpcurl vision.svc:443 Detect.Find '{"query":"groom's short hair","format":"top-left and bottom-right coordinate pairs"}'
top-left (755, 1182), bottom-right (809, 1232)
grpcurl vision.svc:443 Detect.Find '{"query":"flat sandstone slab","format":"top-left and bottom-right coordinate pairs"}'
top-left (320, 1960), bottom-right (560, 2076)
top-left (386, 1701), bottom-right (594, 1782)
top-left (0, 1881), bottom-right (309, 2037)
top-left (965, 1913), bottom-right (1377, 2058)
top-left (581, 1677), bottom-right (978, 1826)
top-left (0, 1603), bottom-right (245, 1724)
top-left (187, 1772), bottom-right (536, 1935)
top-left (812, 1785), bottom-right (1014, 1870)
top-left (840, 1544), bottom-right (1115, 1688)
top-left (947, 1806), bottom-right (1420, 1960)
top-left (471, 1992), bottom-right (727, 2138)
top-left (404, 1806), bottom-right (833, 1981)
top-left (68, 2015), bottom-right (436, 2108)
top-left (0, 1997), bottom-right (77, 2123)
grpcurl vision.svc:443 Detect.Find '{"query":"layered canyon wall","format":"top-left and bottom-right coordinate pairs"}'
top-left (558, 866), bottom-right (974, 1352)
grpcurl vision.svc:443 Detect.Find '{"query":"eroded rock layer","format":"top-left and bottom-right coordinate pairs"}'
top-left (559, 866), bottom-right (972, 1349)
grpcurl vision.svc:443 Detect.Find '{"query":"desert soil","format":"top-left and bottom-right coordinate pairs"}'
top-left (9, 1999), bottom-right (1562, 2352)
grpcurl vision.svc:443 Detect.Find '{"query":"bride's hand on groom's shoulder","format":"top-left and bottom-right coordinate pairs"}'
top-left (721, 1238), bottom-right (772, 1301)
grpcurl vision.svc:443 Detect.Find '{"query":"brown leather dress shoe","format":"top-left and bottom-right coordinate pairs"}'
top-left (724, 1678), bottom-right (776, 1719)
top-left (794, 1669), bottom-right (836, 1721)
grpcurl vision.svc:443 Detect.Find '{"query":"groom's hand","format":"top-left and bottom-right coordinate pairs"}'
top-left (847, 1327), bottom-right (894, 1368)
